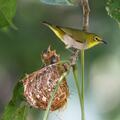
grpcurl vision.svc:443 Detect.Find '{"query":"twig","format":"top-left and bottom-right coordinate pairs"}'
top-left (80, 0), bottom-right (90, 31)
top-left (69, 49), bottom-right (79, 66)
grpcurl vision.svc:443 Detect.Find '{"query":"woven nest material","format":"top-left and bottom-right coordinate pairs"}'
top-left (22, 63), bottom-right (69, 111)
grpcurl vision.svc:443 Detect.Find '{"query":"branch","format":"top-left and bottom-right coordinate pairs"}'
top-left (81, 0), bottom-right (90, 31)
top-left (69, 0), bottom-right (90, 65)
top-left (69, 49), bottom-right (79, 66)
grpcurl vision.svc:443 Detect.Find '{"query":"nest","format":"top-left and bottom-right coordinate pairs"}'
top-left (22, 47), bottom-right (69, 111)
top-left (23, 64), bottom-right (70, 112)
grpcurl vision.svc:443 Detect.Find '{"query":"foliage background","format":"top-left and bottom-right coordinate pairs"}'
top-left (0, 0), bottom-right (120, 120)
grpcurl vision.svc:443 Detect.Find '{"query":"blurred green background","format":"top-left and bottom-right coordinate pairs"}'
top-left (0, 0), bottom-right (120, 120)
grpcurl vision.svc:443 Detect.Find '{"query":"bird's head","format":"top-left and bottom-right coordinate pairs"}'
top-left (86, 33), bottom-right (107, 49)
top-left (41, 46), bottom-right (60, 65)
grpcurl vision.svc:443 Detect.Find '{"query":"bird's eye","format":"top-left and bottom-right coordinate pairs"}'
top-left (94, 36), bottom-right (98, 41)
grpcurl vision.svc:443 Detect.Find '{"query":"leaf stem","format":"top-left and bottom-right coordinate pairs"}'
top-left (43, 72), bottom-right (68, 120)
top-left (72, 65), bottom-right (82, 109)
top-left (81, 49), bottom-right (85, 120)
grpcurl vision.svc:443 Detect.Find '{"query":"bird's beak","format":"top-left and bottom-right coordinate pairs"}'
top-left (102, 40), bottom-right (107, 44)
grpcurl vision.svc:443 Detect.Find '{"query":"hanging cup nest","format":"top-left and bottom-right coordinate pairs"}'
top-left (22, 46), bottom-right (69, 111)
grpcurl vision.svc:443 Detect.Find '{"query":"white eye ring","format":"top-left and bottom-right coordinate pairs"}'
top-left (94, 37), bottom-right (98, 41)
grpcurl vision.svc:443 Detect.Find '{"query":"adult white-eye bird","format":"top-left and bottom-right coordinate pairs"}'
top-left (42, 21), bottom-right (107, 50)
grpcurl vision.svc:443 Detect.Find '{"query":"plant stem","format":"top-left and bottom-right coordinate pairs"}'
top-left (43, 72), bottom-right (68, 120)
top-left (72, 65), bottom-right (82, 109)
top-left (81, 49), bottom-right (85, 120)
top-left (80, 0), bottom-right (90, 119)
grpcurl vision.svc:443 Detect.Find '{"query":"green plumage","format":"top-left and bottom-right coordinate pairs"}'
top-left (42, 21), bottom-right (105, 50)
top-left (60, 27), bottom-right (89, 43)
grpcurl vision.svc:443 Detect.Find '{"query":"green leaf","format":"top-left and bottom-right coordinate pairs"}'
top-left (1, 81), bottom-right (29, 120)
top-left (0, 0), bottom-right (17, 29)
top-left (40, 0), bottom-right (79, 6)
top-left (106, 0), bottom-right (120, 26)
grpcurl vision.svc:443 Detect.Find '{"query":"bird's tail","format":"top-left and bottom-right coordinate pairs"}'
top-left (42, 21), bottom-right (52, 27)
top-left (41, 21), bottom-right (65, 41)
top-left (42, 21), bottom-right (57, 31)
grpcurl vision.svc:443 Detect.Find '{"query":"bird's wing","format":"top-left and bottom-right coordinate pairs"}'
top-left (60, 27), bottom-right (86, 43)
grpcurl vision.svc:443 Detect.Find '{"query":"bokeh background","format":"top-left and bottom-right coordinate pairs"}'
top-left (0, 0), bottom-right (120, 120)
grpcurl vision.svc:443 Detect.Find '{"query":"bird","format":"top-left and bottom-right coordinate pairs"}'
top-left (42, 21), bottom-right (107, 50)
